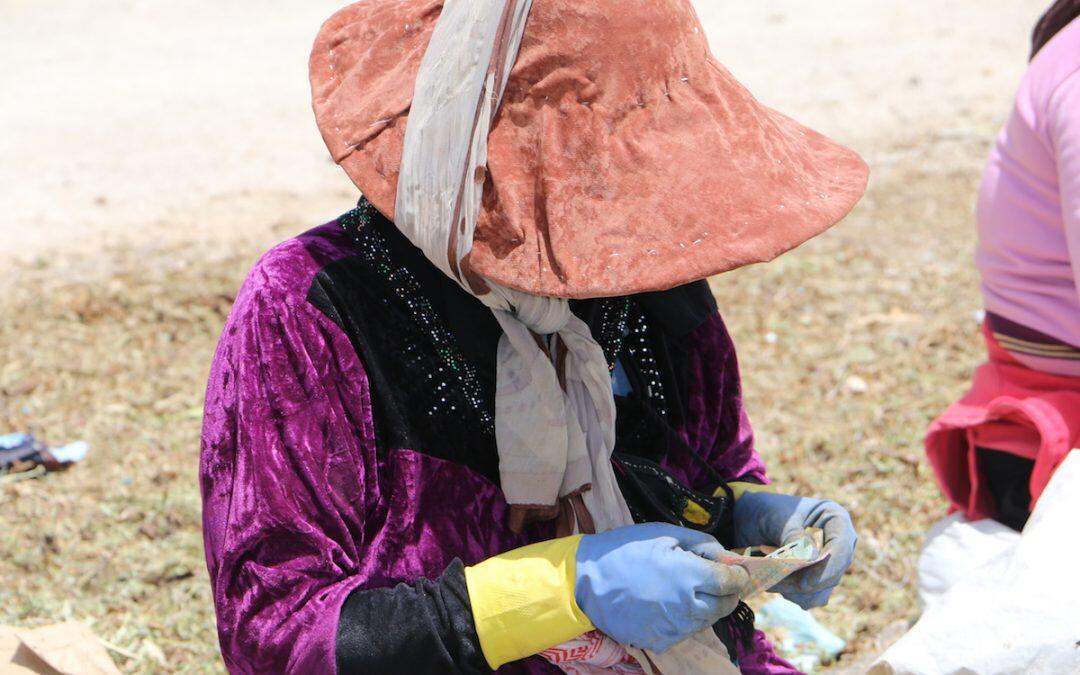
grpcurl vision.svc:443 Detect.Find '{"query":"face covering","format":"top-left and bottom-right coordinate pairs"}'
top-left (394, 0), bottom-right (631, 534)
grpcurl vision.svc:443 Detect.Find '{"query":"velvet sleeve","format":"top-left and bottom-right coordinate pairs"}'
top-left (199, 264), bottom-right (486, 674)
top-left (1048, 68), bottom-right (1080, 301)
top-left (665, 313), bottom-right (769, 491)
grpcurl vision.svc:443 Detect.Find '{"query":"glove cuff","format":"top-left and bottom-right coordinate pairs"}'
top-left (464, 535), bottom-right (594, 668)
top-left (719, 481), bottom-right (777, 501)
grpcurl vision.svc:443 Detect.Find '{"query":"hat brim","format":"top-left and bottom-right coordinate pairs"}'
top-left (311, 0), bottom-right (869, 299)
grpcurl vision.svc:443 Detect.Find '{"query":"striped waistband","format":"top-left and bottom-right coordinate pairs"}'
top-left (986, 311), bottom-right (1080, 361)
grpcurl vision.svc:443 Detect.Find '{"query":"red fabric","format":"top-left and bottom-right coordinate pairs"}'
top-left (925, 324), bottom-right (1080, 521)
top-left (309, 0), bottom-right (868, 299)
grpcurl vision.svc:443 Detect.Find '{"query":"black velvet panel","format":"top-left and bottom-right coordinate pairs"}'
top-left (306, 203), bottom-right (711, 486)
top-left (307, 214), bottom-right (502, 483)
top-left (336, 559), bottom-right (489, 674)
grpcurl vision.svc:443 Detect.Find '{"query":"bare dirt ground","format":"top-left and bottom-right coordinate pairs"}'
top-left (0, 1), bottom-right (1048, 672)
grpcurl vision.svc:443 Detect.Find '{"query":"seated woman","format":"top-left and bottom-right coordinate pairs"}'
top-left (925, 1), bottom-right (1080, 531)
top-left (199, 1), bottom-right (867, 673)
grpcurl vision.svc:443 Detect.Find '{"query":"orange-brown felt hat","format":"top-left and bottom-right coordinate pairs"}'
top-left (310, 0), bottom-right (869, 299)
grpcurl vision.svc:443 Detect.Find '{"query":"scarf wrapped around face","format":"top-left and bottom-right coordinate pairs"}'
top-left (393, 0), bottom-right (632, 535)
top-left (393, 2), bottom-right (738, 672)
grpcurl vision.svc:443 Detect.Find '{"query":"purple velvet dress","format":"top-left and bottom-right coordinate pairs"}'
top-left (200, 219), bottom-right (798, 674)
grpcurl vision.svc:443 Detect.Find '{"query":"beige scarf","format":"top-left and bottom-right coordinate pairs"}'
top-left (394, 0), bottom-right (631, 535)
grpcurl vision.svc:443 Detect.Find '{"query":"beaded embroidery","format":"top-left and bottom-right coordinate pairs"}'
top-left (594, 297), bottom-right (631, 370)
top-left (623, 304), bottom-right (667, 418)
top-left (340, 200), bottom-right (495, 435)
top-left (338, 199), bottom-right (668, 436)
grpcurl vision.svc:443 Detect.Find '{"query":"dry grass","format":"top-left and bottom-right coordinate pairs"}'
top-left (716, 134), bottom-right (991, 665)
top-left (0, 130), bottom-right (992, 672)
top-left (0, 238), bottom-right (253, 673)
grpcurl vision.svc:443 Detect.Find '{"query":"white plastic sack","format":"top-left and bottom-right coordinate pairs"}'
top-left (917, 512), bottom-right (1020, 613)
top-left (872, 450), bottom-right (1080, 675)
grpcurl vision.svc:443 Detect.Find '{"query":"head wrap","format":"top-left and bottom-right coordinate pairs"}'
top-left (393, 0), bottom-right (630, 532)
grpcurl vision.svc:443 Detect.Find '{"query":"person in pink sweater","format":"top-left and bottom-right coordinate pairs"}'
top-left (926, 2), bottom-right (1080, 531)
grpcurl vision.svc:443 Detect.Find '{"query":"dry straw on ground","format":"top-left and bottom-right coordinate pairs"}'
top-left (1, 127), bottom-right (989, 671)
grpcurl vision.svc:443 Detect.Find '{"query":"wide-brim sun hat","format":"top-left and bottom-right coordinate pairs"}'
top-left (310, 0), bottom-right (869, 299)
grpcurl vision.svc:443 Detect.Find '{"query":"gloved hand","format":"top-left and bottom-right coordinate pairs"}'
top-left (575, 522), bottom-right (751, 652)
top-left (731, 490), bottom-right (857, 609)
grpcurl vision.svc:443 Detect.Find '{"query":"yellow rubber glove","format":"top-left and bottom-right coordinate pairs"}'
top-left (464, 535), bottom-right (594, 669)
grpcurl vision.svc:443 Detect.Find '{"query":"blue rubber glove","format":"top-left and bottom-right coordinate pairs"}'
top-left (731, 491), bottom-right (857, 609)
top-left (575, 523), bottom-right (751, 652)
